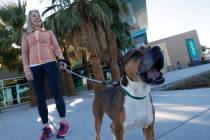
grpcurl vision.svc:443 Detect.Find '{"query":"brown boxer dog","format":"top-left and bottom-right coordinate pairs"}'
top-left (93, 46), bottom-right (164, 140)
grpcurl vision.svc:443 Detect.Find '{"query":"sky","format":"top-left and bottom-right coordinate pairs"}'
top-left (1, 0), bottom-right (209, 47)
top-left (146, 0), bottom-right (210, 47)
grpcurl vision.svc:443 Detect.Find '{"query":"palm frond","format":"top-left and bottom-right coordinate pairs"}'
top-left (52, 0), bottom-right (57, 4)
top-left (89, 0), bottom-right (113, 27)
top-left (111, 21), bottom-right (132, 49)
top-left (0, 22), bottom-right (12, 48)
top-left (42, 4), bottom-right (60, 16)
top-left (50, 0), bottom-right (71, 5)
top-left (103, 0), bottom-right (128, 13)
top-left (0, 2), bottom-right (26, 29)
top-left (66, 6), bottom-right (81, 30)
top-left (44, 4), bottom-right (81, 33)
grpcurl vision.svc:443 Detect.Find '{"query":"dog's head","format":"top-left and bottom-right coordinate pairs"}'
top-left (121, 46), bottom-right (165, 86)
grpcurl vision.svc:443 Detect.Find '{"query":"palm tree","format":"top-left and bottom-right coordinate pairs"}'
top-left (107, 20), bottom-right (132, 80)
top-left (43, 0), bottom-right (129, 92)
top-left (43, 0), bottom-right (110, 93)
top-left (0, 1), bottom-right (26, 71)
top-left (100, 0), bottom-right (129, 81)
top-left (0, 1), bottom-right (28, 105)
top-left (44, 12), bottom-right (77, 96)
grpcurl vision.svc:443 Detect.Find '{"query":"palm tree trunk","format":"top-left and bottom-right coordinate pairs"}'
top-left (63, 71), bottom-right (77, 96)
top-left (110, 59), bottom-right (120, 80)
top-left (63, 46), bottom-right (77, 96)
top-left (82, 52), bottom-right (94, 90)
top-left (91, 56), bottom-right (105, 93)
top-left (81, 19), bottom-right (105, 93)
top-left (106, 28), bottom-right (121, 80)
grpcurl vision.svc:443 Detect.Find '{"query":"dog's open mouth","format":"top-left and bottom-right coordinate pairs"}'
top-left (140, 67), bottom-right (165, 85)
top-left (147, 67), bottom-right (161, 79)
top-left (138, 46), bottom-right (165, 85)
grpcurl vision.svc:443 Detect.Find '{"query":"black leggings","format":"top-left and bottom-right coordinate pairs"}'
top-left (31, 61), bottom-right (66, 124)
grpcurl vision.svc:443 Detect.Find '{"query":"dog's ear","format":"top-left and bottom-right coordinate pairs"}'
top-left (152, 46), bottom-right (164, 70)
top-left (120, 48), bottom-right (144, 86)
top-left (120, 49), bottom-right (141, 87)
top-left (120, 58), bottom-right (128, 86)
top-left (121, 72), bottom-right (128, 86)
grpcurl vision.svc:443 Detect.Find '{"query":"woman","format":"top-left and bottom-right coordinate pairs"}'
top-left (21, 10), bottom-right (69, 140)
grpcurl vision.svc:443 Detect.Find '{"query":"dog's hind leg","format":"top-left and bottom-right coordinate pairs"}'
top-left (111, 112), bottom-right (124, 140)
top-left (143, 124), bottom-right (154, 140)
top-left (93, 98), bottom-right (104, 140)
top-left (110, 122), bottom-right (116, 140)
top-left (111, 122), bottom-right (124, 140)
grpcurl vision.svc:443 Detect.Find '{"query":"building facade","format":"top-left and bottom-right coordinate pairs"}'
top-left (149, 30), bottom-right (203, 72)
top-left (121, 0), bottom-right (148, 48)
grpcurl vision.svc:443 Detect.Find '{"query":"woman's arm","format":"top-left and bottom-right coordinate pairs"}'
top-left (49, 31), bottom-right (64, 60)
top-left (21, 33), bottom-right (33, 81)
top-left (21, 33), bottom-right (30, 72)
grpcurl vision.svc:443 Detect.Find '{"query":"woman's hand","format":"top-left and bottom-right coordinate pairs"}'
top-left (24, 68), bottom-right (34, 81)
top-left (58, 59), bottom-right (67, 71)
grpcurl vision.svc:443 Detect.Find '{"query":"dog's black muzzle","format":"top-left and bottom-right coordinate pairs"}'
top-left (139, 46), bottom-right (165, 85)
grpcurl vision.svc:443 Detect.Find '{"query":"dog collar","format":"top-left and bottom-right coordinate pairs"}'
top-left (120, 87), bottom-right (147, 100)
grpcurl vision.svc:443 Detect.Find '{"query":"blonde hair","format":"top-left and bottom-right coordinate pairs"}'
top-left (26, 10), bottom-right (44, 33)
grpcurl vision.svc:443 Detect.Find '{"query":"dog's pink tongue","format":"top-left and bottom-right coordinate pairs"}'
top-left (147, 68), bottom-right (161, 80)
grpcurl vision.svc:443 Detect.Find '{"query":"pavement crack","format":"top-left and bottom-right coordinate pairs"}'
top-left (156, 108), bottom-right (210, 140)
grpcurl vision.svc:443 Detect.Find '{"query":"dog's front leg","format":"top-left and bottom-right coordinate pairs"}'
top-left (95, 117), bottom-right (102, 140)
top-left (93, 99), bottom-right (104, 140)
top-left (143, 124), bottom-right (154, 140)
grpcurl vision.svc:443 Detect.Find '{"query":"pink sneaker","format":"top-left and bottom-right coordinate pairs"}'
top-left (40, 127), bottom-right (52, 140)
top-left (56, 122), bottom-right (70, 138)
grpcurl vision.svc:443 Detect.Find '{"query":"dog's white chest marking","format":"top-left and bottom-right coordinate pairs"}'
top-left (122, 78), bottom-right (154, 129)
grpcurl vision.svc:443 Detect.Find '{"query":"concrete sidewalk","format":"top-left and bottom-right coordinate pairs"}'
top-left (0, 88), bottom-right (210, 140)
top-left (0, 64), bottom-right (210, 140)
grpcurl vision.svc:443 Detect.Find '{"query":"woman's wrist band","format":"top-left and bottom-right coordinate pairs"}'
top-left (58, 59), bottom-right (67, 64)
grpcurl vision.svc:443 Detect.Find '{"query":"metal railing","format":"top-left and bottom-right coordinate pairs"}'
top-left (0, 68), bottom-right (112, 109)
top-left (0, 76), bottom-right (30, 109)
